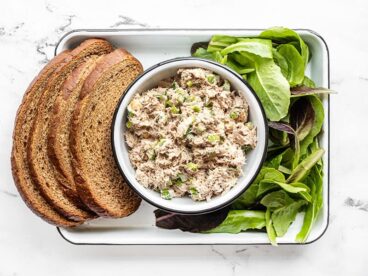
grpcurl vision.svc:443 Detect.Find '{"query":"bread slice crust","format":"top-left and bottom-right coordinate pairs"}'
top-left (48, 55), bottom-right (104, 197)
top-left (11, 50), bottom-right (80, 227)
top-left (71, 49), bottom-right (143, 218)
top-left (28, 39), bottom-right (113, 221)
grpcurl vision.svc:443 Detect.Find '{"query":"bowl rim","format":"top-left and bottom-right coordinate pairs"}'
top-left (111, 57), bottom-right (269, 214)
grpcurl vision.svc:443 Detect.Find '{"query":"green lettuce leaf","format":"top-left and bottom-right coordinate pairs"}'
top-left (248, 58), bottom-right (290, 121)
top-left (226, 59), bottom-right (255, 74)
top-left (207, 35), bottom-right (238, 52)
top-left (271, 199), bottom-right (307, 237)
top-left (258, 178), bottom-right (311, 203)
top-left (231, 181), bottom-right (259, 209)
top-left (232, 167), bottom-right (288, 209)
top-left (259, 26), bottom-right (309, 68)
top-left (221, 38), bottom-right (273, 58)
top-left (296, 152), bottom-right (324, 242)
top-left (260, 190), bottom-right (295, 209)
top-left (193, 47), bottom-right (215, 60)
top-left (287, 148), bottom-right (325, 183)
top-left (232, 167), bottom-right (283, 209)
top-left (206, 210), bottom-right (266, 234)
top-left (277, 44), bottom-right (305, 87)
top-left (265, 208), bottom-right (278, 246)
top-left (301, 76), bottom-right (316, 88)
top-left (272, 48), bottom-right (289, 78)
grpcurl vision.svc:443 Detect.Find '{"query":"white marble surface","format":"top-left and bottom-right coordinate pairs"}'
top-left (1, 0), bottom-right (367, 275)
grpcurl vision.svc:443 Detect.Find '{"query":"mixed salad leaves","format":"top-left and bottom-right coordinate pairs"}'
top-left (155, 27), bottom-right (332, 245)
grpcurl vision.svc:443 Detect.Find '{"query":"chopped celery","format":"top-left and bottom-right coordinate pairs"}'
top-left (206, 74), bottom-right (215, 84)
top-left (161, 189), bottom-right (172, 200)
top-left (230, 111), bottom-right (239, 119)
top-left (207, 134), bottom-right (220, 143)
top-left (186, 162), bottom-right (198, 171)
top-left (222, 80), bottom-right (231, 91)
top-left (189, 187), bottom-right (199, 195)
top-left (192, 105), bottom-right (201, 112)
top-left (171, 106), bottom-right (180, 114)
top-left (126, 121), bottom-right (132, 128)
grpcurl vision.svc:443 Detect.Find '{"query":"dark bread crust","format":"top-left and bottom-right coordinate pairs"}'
top-left (48, 56), bottom-right (102, 199)
top-left (11, 50), bottom-right (80, 227)
top-left (28, 39), bottom-right (113, 221)
top-left (71, 49), bottom-right (143, 217)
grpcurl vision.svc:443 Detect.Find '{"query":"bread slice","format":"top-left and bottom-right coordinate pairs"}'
top-left (11, 50), bottom-right (80, 227)
top-left (71, 49), bottom-right (143, 218)
top-left (48, 55), bottom-right (103, 198)
top-left (28, 39), bottom-right (113, 221)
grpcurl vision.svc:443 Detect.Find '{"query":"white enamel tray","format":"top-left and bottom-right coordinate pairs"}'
top-left (55, 29), bottom-right (330, 245)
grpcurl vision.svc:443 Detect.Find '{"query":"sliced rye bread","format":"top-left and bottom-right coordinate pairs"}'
top-left (48, 55), bottom-right (104, 197)
top-left (28, 39), bottom-right (114, 221)
top-left (71, 49), bottom-right (143, 218)
top-left (11, 50), bottom-right (80, 227)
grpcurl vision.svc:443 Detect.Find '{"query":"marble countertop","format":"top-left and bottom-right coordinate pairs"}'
top-left (1, 0), bottom-right (367, 275)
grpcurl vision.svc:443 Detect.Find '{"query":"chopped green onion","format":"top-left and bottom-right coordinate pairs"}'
top-left (187, 95), bottom-right (196, 102)
top-left (222, 80), bottom-right (231, 91)
top-left (184, 124), bottom-right (193, 137)
top-left (128, 111), bottom-right (134, 118)
top-left (156, 94), bottom-right (167, 101)
top-left (206, 74), bottom-right (215, 84)
top-left (171, 173), bottom-right (187, 186)
top-left (186, 80), bottom-right (193, 87)
top-left (165, 100), bottom-right (174, 107)
top-left (172, 81), bottom-right (179, 89)
top-left (175, 88), bottom-right (186, 95)
top-left (146, 149), bottom-right (156, 160)
top-left (192, 105), bottom-right (201, 112)
top-left (157, 138), bottom-right (166, 146)
top-left (189, 187), bottom-right (199, 195)
top-left (230, 111), bottom-right (239, 119)
top-left (177, 173), bottom-right (188, 182)
top-left (126, 121), bottom-right (132, 128)
top-left (177, 95), bottom-right (185, 104)
top-left (128, 99), bottom-right (142, 112)
top-left (207, 134), bottom-right (220, 143)
top-left (175, 182), bottom-right (182, 187)
top-left (186, 162), bottom-right (198, 171)
top-left (195, 123), bottom-right (206, 133)
top-left (161, 189), bottom-right (172, 200)
top-left (170, 106), bottom-right (180, 114)
top-left (245, 122), bottom-right (254, 129)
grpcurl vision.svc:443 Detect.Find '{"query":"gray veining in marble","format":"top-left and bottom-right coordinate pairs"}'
top-left (0, 189), bottom-right (18, 198)
top-left (345, 197), bottom-right (368, 212)
top-left (110, 15), bottom-right (149, 28)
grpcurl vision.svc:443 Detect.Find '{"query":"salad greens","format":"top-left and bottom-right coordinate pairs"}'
top-left (193, 27), bottom-right (329, 121)
top-left (247, 58), bottom-right (290, 121)
top-left (192, 27), bottom-right (329, 245)
top-left (155, 27), bottom-right (330, 245)
top-left (206, 210), bottom-right (266, 234)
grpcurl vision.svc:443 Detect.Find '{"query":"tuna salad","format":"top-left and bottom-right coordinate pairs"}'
top-left (125, 68), bottom-right (257, 201)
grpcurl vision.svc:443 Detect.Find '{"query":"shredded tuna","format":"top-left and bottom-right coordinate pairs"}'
top-left (125, 68), bottom-right (257, 201)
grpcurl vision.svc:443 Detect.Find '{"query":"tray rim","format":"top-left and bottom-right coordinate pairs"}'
top-left (55, 28), bottom-right (330, 246)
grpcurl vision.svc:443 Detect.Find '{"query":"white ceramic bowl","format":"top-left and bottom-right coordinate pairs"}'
top-left (112, 57), bottom-right (268, 214)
